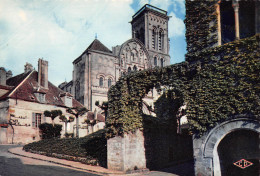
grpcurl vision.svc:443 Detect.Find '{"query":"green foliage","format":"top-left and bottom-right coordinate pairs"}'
top-left (66, 107), bottom-right (88, 117)
top-left (23, 129), bottom-right (107, 166)
top-left (44, 110), bottom-right (62, 120)
top-left (185, 0), bottom-right (219, 53)
top-left (107, 35), bottom-right (260, 137)
top-left (39, 123), bottom-right (62, 139)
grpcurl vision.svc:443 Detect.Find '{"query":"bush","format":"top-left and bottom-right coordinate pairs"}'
top-left (39, 123), bottom-right (62, 139)
top-left (23, 129), bottom-right (107, 167)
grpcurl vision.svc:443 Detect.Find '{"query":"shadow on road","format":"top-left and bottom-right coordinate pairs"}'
top-left (0, 156), bottom-right (101, 176)
top-left (156, 160), bottom-right (195, 176)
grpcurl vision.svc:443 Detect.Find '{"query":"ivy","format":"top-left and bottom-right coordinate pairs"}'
top-left (106, 35), bottom-right (260, 137)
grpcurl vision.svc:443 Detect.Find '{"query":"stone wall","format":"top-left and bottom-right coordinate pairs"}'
top-left (107, 130), bottom-right (146, 172)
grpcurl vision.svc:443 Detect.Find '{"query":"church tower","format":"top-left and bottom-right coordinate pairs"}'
top-left (131, 4), bottom-right (171, 67)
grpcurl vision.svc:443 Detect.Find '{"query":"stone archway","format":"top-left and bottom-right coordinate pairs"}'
top-left (217, 129), bottom-right (259, 176)
top-left (193, 118), bottom-right (260, 176)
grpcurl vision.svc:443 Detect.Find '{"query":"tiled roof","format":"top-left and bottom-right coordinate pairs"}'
top-left (0, 70), bottom-right (83, 108)
top-left (6, 71), bottom-right (31, 87)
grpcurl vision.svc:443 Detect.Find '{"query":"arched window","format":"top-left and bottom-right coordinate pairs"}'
top-left (161, 58), bottom-right (164, 67)
top-left (220, 1), bottom-right (235, 44)
top-left (133, 65), bottom-right (137, 72)
top-left (158, 30), bottom-right (163, 51)
top-left (220, 1), bottom-right (257, 44)
top-left (140, 28), bottom-right (145, 44)
top-left (239, 1), bottom-right (256, 39)
top-left (108, 78), bottom-right (112, 88)
top-left (99, 77), bottom-right (103, 87)
top-left (128, 67), bottom-right (131, 73)
top-left (75, 81), bottom-right (80, 100)
top-left (154, 57), bottom-right (157, 66)
top-left (152, 28), bottom-right (156, 49)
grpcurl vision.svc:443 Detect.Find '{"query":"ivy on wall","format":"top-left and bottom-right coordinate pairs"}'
top-left (106, 34), bottom-right (259, 137)
top-left (185, 0), bottom-right (219, 54)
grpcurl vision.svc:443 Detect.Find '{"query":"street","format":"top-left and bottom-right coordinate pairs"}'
top-left (0, 145), bottom-right (101, 176)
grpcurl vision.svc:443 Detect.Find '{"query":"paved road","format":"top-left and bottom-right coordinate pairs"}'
top-left (0, 145), bottom-right (101, 176)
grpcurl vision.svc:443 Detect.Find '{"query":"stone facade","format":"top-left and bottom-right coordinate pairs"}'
top-left (59, 4), bottom-right (171, 113)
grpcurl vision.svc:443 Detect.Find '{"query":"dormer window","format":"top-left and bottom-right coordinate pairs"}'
top-left (35, 93), bottom-right (46, 103)
top-left (60, 92), bottom-right (73, 107)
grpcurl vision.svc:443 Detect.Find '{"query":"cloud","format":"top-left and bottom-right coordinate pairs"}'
top-left (168, 12), bottom-right (185, 38)
top-left (0, 0), bottom-right (134, 85)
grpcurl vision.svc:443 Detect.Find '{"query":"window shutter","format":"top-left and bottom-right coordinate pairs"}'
top-left (32, 112), bottom-right (36, 127)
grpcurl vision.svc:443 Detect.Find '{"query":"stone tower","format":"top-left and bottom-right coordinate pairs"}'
top-left (131, 4), bottom-right (171, 67)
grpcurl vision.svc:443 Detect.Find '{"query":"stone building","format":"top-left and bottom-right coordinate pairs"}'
top-left (59, 4), bottom-right (171, 111)
top-left (0, 59), bottom-right (104, 144)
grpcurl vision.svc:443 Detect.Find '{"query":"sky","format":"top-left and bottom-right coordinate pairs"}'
top-left (0, 0), bottom-right (186, 86)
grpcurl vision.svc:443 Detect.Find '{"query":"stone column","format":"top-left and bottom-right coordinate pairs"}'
top-left (232, 0), bottom-right (240, 40)
top-left (216, 2), bottom-right (222, 46)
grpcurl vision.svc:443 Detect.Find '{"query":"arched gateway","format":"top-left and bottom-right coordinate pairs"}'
top-left (193, 118), bottom-right (260, 176)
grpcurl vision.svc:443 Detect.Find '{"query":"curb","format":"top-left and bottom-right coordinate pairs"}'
top-left (8, 147), bottom-right (125, 176)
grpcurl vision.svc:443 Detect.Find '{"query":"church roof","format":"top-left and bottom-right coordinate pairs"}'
top-left (87, 39), bottom-right (112, 53)
top-left (73, 39), bottom-right (112, 64)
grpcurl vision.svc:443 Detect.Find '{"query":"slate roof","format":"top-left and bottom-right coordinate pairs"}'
top-left (87, 39), bottom-right (112, 53)
top-left (0, 70), bottom-right (83, 108)
top-left (73, 39), bottom-right (112, 64)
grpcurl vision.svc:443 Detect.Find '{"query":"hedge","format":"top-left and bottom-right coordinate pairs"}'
top-left (23, 129), bottom-right (107, 167)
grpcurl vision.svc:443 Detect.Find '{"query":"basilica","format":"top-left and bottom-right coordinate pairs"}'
top-left (58, 4), bottom-right (171, 111)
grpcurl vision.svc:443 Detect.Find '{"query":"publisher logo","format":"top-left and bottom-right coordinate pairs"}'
top-left (233, 159), bottom-right (253, 169)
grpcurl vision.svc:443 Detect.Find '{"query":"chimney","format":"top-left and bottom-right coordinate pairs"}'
top-left (24, 62), bottom-right (33, 73)
top-left (0, 67), bottom-right (6, 85)
top-left (38, 59), bottom-right (48, 89)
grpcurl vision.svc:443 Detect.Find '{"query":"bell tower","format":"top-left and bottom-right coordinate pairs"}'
top-left (131, 4), bottom-right (171, 67)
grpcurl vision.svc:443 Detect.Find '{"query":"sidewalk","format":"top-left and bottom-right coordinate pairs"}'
top-left (8, 147), bottom-right (125, 176)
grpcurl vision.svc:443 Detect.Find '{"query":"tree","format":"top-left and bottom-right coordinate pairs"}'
top-left (95, 101), bottom-right (108, 121)
top-left (66, 107), bottom-right (88, 138)
top-left (59, 115), bottom-right (75, 135)
top-left (44, 110), bottom-right (62, 127)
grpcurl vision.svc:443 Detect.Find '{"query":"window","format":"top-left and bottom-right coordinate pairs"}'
top-left (161, 58), bottom-right (164, 67)
top-left (75, 81), bottom-right (80, 100)
top-left (152, 28), bottom-right (156, 49)
top-left (239, 1), bottom-right (256, 39)
top-left (140, 28), bottom-right (145, 44)
top-left (128, 67), bottom-right (131, 73)
top-left (108, 78), bottom-right (112, 88)
top-left (35, 93), bottom-right (45, 103)
top-left (154, 57), bottom-right (157, 66)
top-left (133, 65), bottom-right (137, 72)
top-left (220, 1), bottom-right (235, 44)
top-left (158, 30), bottom-right (163, 51)
top-left (219, 1), bottom-right (256, 44)
top-left (99, 77), bottom-right (103, 87)
top-left (32, 113), bottom-right (42, 128)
